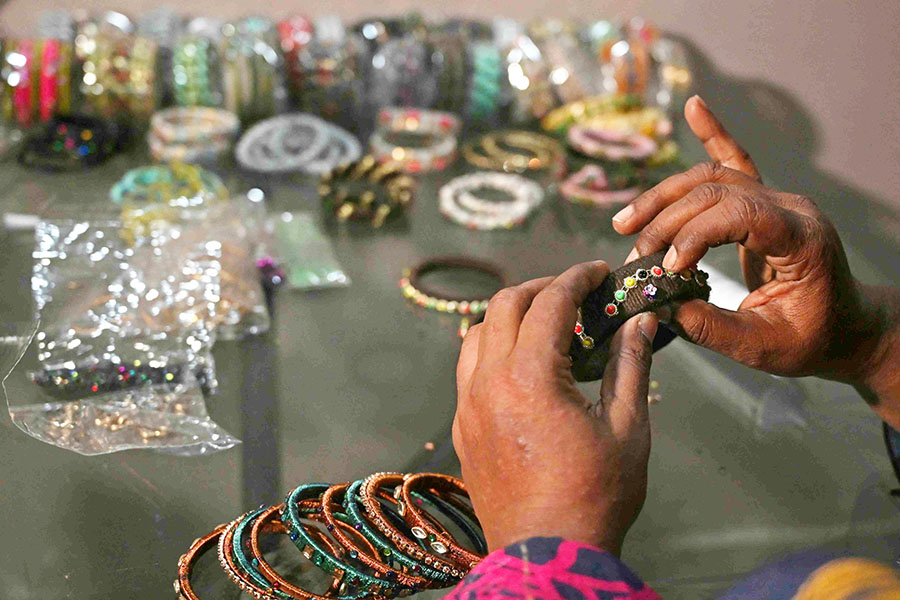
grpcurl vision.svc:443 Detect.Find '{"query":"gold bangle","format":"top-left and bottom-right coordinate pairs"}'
top-left (462, 130), bottom-right (565, 174)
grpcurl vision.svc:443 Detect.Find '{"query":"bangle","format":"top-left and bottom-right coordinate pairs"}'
top-left (301, 121), bottom-right (363, 175)
top-left (235, 113), bottom-right (331, 173)
top-left (221, 510), bottom-right (296, 600)
top-left (399, 256), bottom-right (504, 314)
top-left (428, 29), bottom-right (468, 113)
top-left (284, 483), bottom-right (406, 598)
top-left (600, 35), bottom-right (651, 96)
top-left (38, 39), bottom-right (72, 122)
top-left (174, 524), bottom-right (226, 600)
top-left (462, 130), bottom-right (566, 176)
top-left (439, 172), bottom-right (544, 230)
top-left (559, 164), bottom-right (640, 207)
top-left (369, 36), bottom-right (439, 109)
top-left (172, 35), bottom-right (221, 107)
top-left (540, 94), bottom-right (644, 134)
top-left (570, 249), bottom-right (710, 381)
top-left (10, 38), bottom-right (37, 127)
top-left (277, 15), bottom-right (314, 100)
top-left (342, 479), bottom-right (455, 586)
top-left (529, 20), bottom-right (600, 105)
top-left (78, 32), bottom-right (159, 121)
top-left (321, 483), bottom-right (431, 590)
top-left (110, 163), bottom-right (227, 208)
top-left (399, 473), bottom-right (484, 569)
top-left (222, 17), bottom-right (281, 122)
top-left (567, 124), bottom-right (658, 161)
top-left (150, 106), bottom-right (239, 144)
top-left (319, 155), bottom-right (415, 227)
top-left (466, 41), bottom-right (503, 121)
top-left (17, 115), bottom-right (119, 171)
top-left (496, 22), bottom-right (558, 121)
top-left (370, 107), bottom-right (460, 173)
top-left (360, 473), bottom-right (465, 577)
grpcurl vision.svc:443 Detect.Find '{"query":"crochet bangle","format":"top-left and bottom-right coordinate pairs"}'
top-left (17, 115), bottom-right (119, 171)
top-left (175, 524), bottom-right (227, 600)
top-left (569, 249), bottom-right (710, 382)
top-left (319, 155), bottom-right (415, 227)
top-left (400, 256), bottom-right (505, 314)
top-left (398, 473), bottom-right (484, 570)
top-left (360, 473), bottom-right (464, 577)
top-left (284, 483), bottom-right (405, 598)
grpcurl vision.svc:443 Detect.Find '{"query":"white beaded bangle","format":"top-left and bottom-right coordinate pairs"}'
top-left (439, 172), bottom-right (544, 230)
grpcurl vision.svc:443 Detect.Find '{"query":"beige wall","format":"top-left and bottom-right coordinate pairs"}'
top-left (2, 0), bottom-right (899, 210)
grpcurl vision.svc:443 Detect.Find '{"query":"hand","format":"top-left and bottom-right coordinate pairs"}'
top-left (453, 260), bottom-right (659, 554)
top-left (611, 96), bottom-right (900, 427)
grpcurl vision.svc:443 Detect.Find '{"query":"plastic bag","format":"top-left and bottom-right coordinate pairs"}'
top-left (4, 219), bottom-right (241, 455)
top-left (267, 212), bottom-right (350, 290)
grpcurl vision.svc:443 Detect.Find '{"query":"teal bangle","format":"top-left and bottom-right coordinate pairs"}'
top-left (285, 483), bottom-right (405, 599)
top-left (109, 164), bottom-right (227, 207)
top-left (172, 35), bottom-right (219, 107)
top-left (467, 42), bottom-right (502, 120)
top-left (225, 510), bottom-right (294, 599)
top-left (343, 479), bottom-right (454, 585)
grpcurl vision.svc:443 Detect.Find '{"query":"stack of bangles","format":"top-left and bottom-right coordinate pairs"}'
top-left (148, 107), bottom-right (240, 163)
top-left (175, 472), bottom-right (486, 600)
top-left (221, 17), bottom-right (281, 122)
top-left (559, 164), bottom-right (640, 207)
top-left (370, 107), bottom-right (461, 173)
top-left (319, 155), bottom-right (416, 227)
top-left (77, 32), bottom-right (159, 120)
top-left (1, 38), bottom-right (73, 127)
top-left (171, 34), bottom-right (222, 107)
top-left (462, 130), bottom-right (566, 178)
top-left (400, 257), bottom-right (505, 337)
top-left (439, 171), bottom-right (544, 230)
top-left (236, 113), bottom-right (362, 174)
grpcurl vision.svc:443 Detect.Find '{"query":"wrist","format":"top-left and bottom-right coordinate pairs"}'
top-left (483, 504), bottom-right (625, 556)
top-left (848, 284), bottom-right (900, 425)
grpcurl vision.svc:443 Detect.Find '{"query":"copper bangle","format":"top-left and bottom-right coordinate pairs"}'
top-left (175, 524), bottom-right (227, 600)
top-left (399, 474), bottom-right (484, 570)
top-left (360, 472), bottom-right (464, 577)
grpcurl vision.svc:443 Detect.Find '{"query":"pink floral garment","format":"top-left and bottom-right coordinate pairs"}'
top-left (441, 537), bottom-right (661, 600)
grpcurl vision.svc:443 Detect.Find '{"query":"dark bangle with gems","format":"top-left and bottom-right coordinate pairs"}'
top-left (570, 249), bottom-right (710, 381)
top-left (18, 115), bottom-right (121, 171)
top-left (400, 256), bottom-right (505, 315)
top-left (319, 155), bottom-right (415, 227)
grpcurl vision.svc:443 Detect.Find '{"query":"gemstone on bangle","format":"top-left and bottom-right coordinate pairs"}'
top-left (605, 303), bottom-right (619, 316)
top-left (624, 276), bottom-right (637, 288)
top-left (642, 284), bottom-right (657, 299)
top-left (614, 289), bottom-right (627, 302)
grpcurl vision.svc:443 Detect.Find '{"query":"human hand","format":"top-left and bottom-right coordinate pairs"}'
top-left (610, 96), bottom-right (885, 392)
top-left (453, 261), bottom-right (659, 554)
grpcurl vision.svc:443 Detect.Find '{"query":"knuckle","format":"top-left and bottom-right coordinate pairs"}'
top-left (690, 161), bottom-right (720, 182)
top-left (694, 182), bottom-right (727, 205)
top-left (681, 310), bottom-right (716, 348)
top-left (488, 287), bottom-right (525, 311)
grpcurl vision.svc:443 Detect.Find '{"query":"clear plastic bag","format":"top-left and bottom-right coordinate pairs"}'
top-left (267, 212), bottom-right (350, 290)
top-left (4, 219), bottom-right (241, 455)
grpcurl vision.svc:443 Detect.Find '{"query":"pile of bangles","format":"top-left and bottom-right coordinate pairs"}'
top-left (175, 472), bottom-right (486, 600)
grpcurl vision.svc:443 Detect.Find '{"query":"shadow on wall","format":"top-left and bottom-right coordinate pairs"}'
top-left (675, 35), bottom-right (900, 286)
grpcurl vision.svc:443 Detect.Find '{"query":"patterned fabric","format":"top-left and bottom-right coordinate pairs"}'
top-left (441, 537), bottom-right (661, 600)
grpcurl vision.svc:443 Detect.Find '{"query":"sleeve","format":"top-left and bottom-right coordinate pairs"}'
top-left (440, 536), bottom-right (662, 600)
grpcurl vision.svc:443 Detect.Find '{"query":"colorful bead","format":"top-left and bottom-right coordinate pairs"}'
top-left (624, 276), bottom-right (637, 288)
top-left (614, 289), bottom-right (627, 302)
top-left (642, 284), bottom-right (657, 299)
top-left (651, 266), bottom-right (664, 277)
top-left (605, 303), bottom-right (619, 316)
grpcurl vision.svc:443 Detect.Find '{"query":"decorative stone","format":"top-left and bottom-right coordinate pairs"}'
top-left (430, 541), bottom-right (448, 554)
top-left (642, 284), bottom-right (657, 299)
top-left (651, 266), bottom-right (664, 277)
top-left (605, 303), bottom-right (619, 316)
top-left (411, 526), bottom-right (427, 539)
top-left (614, 289), bottom-right (627, 302)
top-left (636, 269), bottom-right (649, 280)
top-left (624, 276), bottom-right (637, 288)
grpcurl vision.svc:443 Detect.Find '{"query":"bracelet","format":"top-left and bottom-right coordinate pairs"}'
top-left (540, 94), bottom-right (644, 134)
top-left (559, 164), bottom-right (640, 207)
top-left (17, 115), bottom-right (120, 171)
top-left (567, 125), bottom-right (658, 161)
top-left (570, 249), bottom-right (710, 381)
top-left (370, 107), bottom-right (460, 173)
top-left (360, 473), bottom-right (464, 577)
top-left (439, 172), bottom-right (544, 230)
top-left (10, 38), bottom-right (36, 127)
top-left (78, 32), bottom-right (159, 121)
top-left (399, 473), bottom-right (484, 570)
top-left (172, 35), bottom-right (221, 107)
top-left (235, 113), bottom-right (332, 173)
top-left (462, 130), bottom-right (566, 176)
top-left (466, 41), bottom-right (503, 121)
top-left (277, 16), bottom-right (314, 100)
top-left (342, 480), bottom-right (455, 586)
top-left (38, 39), bottom-right (72, 122)
top-left (150, 106), bottom-right (239, 144)
top-left (400, 256), bottom-right (504, 314)
top-left (221, 17), bottom-right (281, 122)
top-left (31, 361), bottom-right (186, 399)
top-left (110, 163), bottom-right (227, 209)
top-left (301, 122), bottom-right (363, 175)
top-left (319, 155), bottom-right (415, 227)
top-left (175, 524), bottom-right (227, 600)
top-left (284, 483), bottom-right (406, 598)
top-left (369, 36), bottom-right (439, 109)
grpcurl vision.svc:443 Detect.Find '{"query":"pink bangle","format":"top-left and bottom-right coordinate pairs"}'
top-left (39, 39), bottom-right (61, 122)
top-left (12, 39), bottom-right (35, 127)
top-left (567, 125), bottom-right (658, 161)
top-left (559, 165), bottom-right (641, 207)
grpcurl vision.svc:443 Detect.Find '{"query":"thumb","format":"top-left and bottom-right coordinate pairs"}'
top-left (600, 313), bottom-right (657, 440)
top-left (672, 299), bottom-right (773, 368)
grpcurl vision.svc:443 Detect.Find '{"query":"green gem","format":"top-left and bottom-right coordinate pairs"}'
top-left (383, 548), bottom-right (392, 557)
top-left (71, 371), bottom-right (78, 378)
top-left (165, 373), bottom-right (174, 381)
top-left (614, 290), bottom-right (627, 302)
top-left (428, 534), bottom-right (436, 543)
top-left (52, 140), bottom-right (63, 152)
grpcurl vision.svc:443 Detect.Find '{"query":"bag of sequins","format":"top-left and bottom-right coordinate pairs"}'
top-left (1, 219), bottom-right (240, 455)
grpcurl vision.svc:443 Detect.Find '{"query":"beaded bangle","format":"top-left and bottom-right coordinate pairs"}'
top-left (175, 524), bottom-right (227, 600)
top-left (567, 125), bottom-right (658, 161)
top-left (278, 16), bottom-right (314, 99)
top-left (439, 171), bottom-right (544, 230)
top-left (223, 510), bottom-right (295, 600)
top-left (569, 250), bottom-right (710, 381)
top-left (18, 115), bottom-right (119, 171)
top-left (540, 94), bottom-right (644, 135)
top-left (109, 164), bottom-right (227, 209)
top-left (466, 41), bottom-right (503, 121)
top-left (235, 113), bottom-right (331, 173)
top-left (31, 361), bottom-right (186, 398)
top-left (10, 38), bottom-right (36, 127)
top-left (78, 33), bottom-right (159, 121)
top-left (284, 483), bottom-right (405, 598)
top-left (360, 473), bottom-right (464, 578)
top-left (370, 108), bottom-right (461, 173)
top-left (321, 483), bottom-right (430, 590)
top-left (319, 155), bottom-right (415, 228)
top-left (342, 479), bottom-right (455, 586)
top-left (559, 164), bottom-right (640, 207)
top-left (462, 130), bottom-right (566, 176)
top-left (172, 35), bottom-right (221, 107)
top-left (398, 474), bottom-right (484, 570)
top-left (150, 107), bottom-right (239, 145)
top-left (400, 257), bottom-right (504, 315)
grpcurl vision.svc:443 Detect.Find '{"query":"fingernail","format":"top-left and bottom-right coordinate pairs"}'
top-left (638, 313), bottom-right (658, 343)
top-left (612, 204), bottom-right (634, 224)
top-left (662, 246), bottom-right (678, 270)
top-left (625, 247), bottom-right (640, 264)
top-left (692, 94), bottom-right (707, 108)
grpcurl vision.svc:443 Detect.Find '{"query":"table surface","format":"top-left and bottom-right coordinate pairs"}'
top-left (0, 116), bottom-right (898, 600)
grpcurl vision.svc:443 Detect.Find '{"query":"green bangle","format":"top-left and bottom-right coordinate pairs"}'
top-left (285, 483), bottom-right (405, 599)
top-left (109, 163), bottom-right (227, 207)
top-left (228, 509), bottom-right (296, 599)
top-left (172, 35), bottom-right (219, 107)
top-left (343, 479), bottom-right (453, 585)
top-left (467, 42), bottom-right (502, 120)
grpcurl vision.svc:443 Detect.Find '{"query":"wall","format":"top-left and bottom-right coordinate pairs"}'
top-left (2, 0), bottom-right (899, 210)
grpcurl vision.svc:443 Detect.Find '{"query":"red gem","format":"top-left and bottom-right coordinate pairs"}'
top-left (460, 304), bottom-right (470, 314)
top-left (651, 266), bottom-right (663, 276)
top-left (574, 324), bottom-right (583, 334)
top-left (406, 109), bottom-right (421, 120)
top-left (379, 111), bottom-right (390, 122)
top-left (91, 384), bottom-right (99, 392)
top-left (407, 160), bottom-right (422, 173)
top-left (438, 117), bottom-right (454, 130)
top-left (605, 304), bottom-right (618, 315)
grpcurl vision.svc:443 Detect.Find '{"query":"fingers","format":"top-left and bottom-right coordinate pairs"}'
top-left (685, 95), bottom-right (761, 181)
top-left (600, 313), bottom-right (657, 439)
top-left (671, 299), bottom-right (775, 369)
top-left (661, 190), bottom-right (808, 271)
top-left (476, 276), bottom-right (555, 366)
top-left (515, 261), bottom-right (610, 358)
top-left (612, 162), bottom-right (760, 237)
top-left (456, 322), bottom-right (483, 396)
